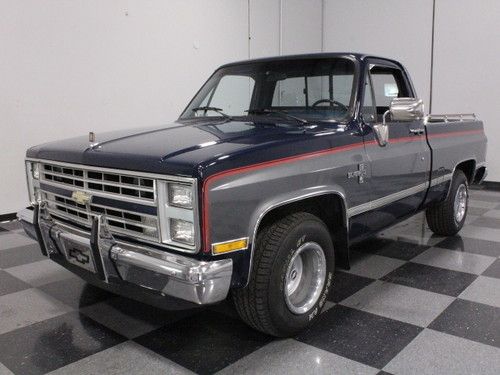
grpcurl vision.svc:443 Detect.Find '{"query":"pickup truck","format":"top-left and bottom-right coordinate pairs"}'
top-left (19, 53), bottom-right (487, 337)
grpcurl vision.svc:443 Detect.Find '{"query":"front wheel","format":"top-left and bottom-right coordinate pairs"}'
top-left (426, 170), bottom-right (469, 236)
top-left (233, 212), bottom-right (335, 337)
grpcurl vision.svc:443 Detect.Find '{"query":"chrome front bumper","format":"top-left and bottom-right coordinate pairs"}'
top-left (17, 205), bottom-right (232, 305)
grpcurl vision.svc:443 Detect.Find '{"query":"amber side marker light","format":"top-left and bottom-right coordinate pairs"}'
top-left (212, 238), bottom-right (249, 254)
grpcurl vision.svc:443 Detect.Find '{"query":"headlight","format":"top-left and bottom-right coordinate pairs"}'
top-left (168, 183), bottom-right (193, 208)
top-left (25, 161), bottom-right (41, 204)
top-left (157, 179), bottom-right (199, 252)
top-left (169, 218), bottom-right (195, 245)
top-left (31, 162), bottom-right (40, 179)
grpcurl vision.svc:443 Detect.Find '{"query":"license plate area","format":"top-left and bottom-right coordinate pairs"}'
top-left (61, 238), bottom-right (96, 273)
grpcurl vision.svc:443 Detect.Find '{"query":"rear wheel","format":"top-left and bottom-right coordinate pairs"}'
top-left (426, 170), bottom-right (469, 236)
top-left (233, 212), bottom-right (334, 337)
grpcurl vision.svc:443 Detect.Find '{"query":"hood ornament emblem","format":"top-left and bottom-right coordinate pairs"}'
top-left (89, 132), bottom-right (99, 149)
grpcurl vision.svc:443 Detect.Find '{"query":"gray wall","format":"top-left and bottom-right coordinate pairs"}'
top-left (1, 0), bottom-right (322, 215)
top-left (1, 0), bottom-right (498, 215)
top-left (324, 0), bottom-right (500, 182)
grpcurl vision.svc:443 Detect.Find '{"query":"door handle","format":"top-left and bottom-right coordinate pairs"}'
top-left (409, 128), bottom-right (425, 135)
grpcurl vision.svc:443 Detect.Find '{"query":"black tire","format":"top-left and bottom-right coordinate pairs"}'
top-left (426, 170), bottom-right (469, 236)
top-left (233, 212), bottom-right (335, 337)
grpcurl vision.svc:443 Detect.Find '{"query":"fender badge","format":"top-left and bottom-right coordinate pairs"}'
top-left (347, 163), bottom-right (367, 184)
top-left (72, 191), bottom-right (91, 205)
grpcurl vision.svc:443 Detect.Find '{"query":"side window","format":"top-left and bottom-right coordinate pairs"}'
top-left (361, 75), bottom-right (376, 122)
top-left (209, 75), bottom-right (255, 116)
top-left (368, 66), bottom-right (410, 120)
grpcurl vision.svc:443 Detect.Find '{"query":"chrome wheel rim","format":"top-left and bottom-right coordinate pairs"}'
top-left (284, 242), bottom-right (327, 314)
top-left (454, 184), bottom-right (467, 223)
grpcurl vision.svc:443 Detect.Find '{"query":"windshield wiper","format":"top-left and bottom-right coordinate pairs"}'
top-left (246, 108), bottom-right (309, 125)
top-left (192, 106), bottom-right (233, 120)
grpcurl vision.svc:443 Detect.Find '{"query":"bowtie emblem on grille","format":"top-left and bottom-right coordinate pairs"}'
top-left (347, 163), bottom-right (367, 184)
top-left (68, 248), bottom-right (90, 265)
top-left (71, 190), bottom-right (91, 205)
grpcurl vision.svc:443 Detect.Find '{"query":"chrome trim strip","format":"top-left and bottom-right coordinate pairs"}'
top-left (347, 174), bottom-right (453, 218)
top-left (430, 173), bottom-right (453, 187)
top-left (347, 181), bottom-right (429, 217)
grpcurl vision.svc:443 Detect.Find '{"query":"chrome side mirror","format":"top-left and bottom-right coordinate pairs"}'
top-left (390, 97), bottom-right (424, 121)
top-left (373, 97), bottom-right (424, 147)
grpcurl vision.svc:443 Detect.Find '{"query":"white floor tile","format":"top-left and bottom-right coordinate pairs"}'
top-left (47, 341), bottom-right (194, 375)
top-left (459, 276), bottom-right (500, 308)
top-left (384, 329), bottom-right (500, 375)
top-left (341, 280), bottom-right (454, 327)
top-left (412, 247), bottom-right (495, 275)
top-left (0, 289), bottom-right (72, 335)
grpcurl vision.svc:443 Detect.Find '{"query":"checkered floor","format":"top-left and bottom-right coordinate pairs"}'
top-left (1, 189), bottom-right (499, 375)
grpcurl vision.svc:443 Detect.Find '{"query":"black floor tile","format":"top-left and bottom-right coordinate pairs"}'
top-left (352, 237), bottom-right (430, 261)
top-left (381, 262), bottom-right (477, 297)
top-left (482, 259), bottom-right (500, 279)
top-left (328, 270), bottom-right (374, 303)
top-left (0, 312), bottom-right (126, 375)
top-left (434, 236), bottom-right (500, 257)
top-left (0, 243), bottom-right (45, 269)
top-left (0, 220), bottom-right (22, 231)
top-left (429, 299), bottom-right (500, 348)
top-left (0, 226), bottom-right (7, 233)
top-left (81, 295), bottom-right (198, 338)
top-left (0, 270), bottom-right (30, 296)
top-left (469, 216), bottom-right (500, 230)
top-left (207, 296), bottom-right (240, 320)
top-left (134, 310), bottom-right (272, 374)
top-left (37, 277), bottom-right (116, 308)
top-left (296, 305), bottom-right (422, 369)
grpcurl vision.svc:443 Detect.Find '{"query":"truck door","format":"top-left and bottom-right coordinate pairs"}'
top-left (359, 59), bottom-right (431, 233)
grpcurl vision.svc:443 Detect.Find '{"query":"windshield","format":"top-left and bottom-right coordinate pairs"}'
top-left (180, 57), bottom-right (357, 123)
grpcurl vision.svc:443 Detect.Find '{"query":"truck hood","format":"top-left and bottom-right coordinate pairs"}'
top-left (27, 119), bottom-right (347, 177)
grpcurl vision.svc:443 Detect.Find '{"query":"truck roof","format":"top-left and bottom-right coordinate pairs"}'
top-left (219, 52), bottom-right (402, 68)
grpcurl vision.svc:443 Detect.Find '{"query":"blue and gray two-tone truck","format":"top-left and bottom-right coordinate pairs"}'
top-left (19, 53), bottom-right (487, 336)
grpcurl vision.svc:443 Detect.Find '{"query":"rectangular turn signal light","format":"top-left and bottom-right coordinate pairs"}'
top-left (212, 238), bottom-right (248, 254)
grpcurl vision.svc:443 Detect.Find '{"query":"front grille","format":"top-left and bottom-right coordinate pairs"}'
top-left (39, 162), bottom-right (159, 243)
top-left (43, 191), bottom-right (159, 242)
top-left (41, 163), bottom-right (155, 203)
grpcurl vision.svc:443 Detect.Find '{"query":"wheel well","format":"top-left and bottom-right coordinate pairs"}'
top-left (455, 160), bottom-right (476, 184)
top-left (257, 194), bottom-right (350, 269)
top-left (473, 166), bottom-right (486, 184)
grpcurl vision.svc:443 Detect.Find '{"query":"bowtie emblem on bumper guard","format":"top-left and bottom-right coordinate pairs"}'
top-left (347, 163), bottom-right (367, 184)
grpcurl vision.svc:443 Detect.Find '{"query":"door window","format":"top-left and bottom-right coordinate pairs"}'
top-left (367, 66), bottom-right (410, 121)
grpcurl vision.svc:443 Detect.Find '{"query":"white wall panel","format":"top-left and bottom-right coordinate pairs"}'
top-left (432, 0), bottom-right (500, 181)
top-left (0, 0), bottom-right (249, 214)
top-left (281, 0), bottom-right (323, 54)
top-left (249, 0), bottom-right (280, 58)
top-left (323, 0), bottom-right (433, 110)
